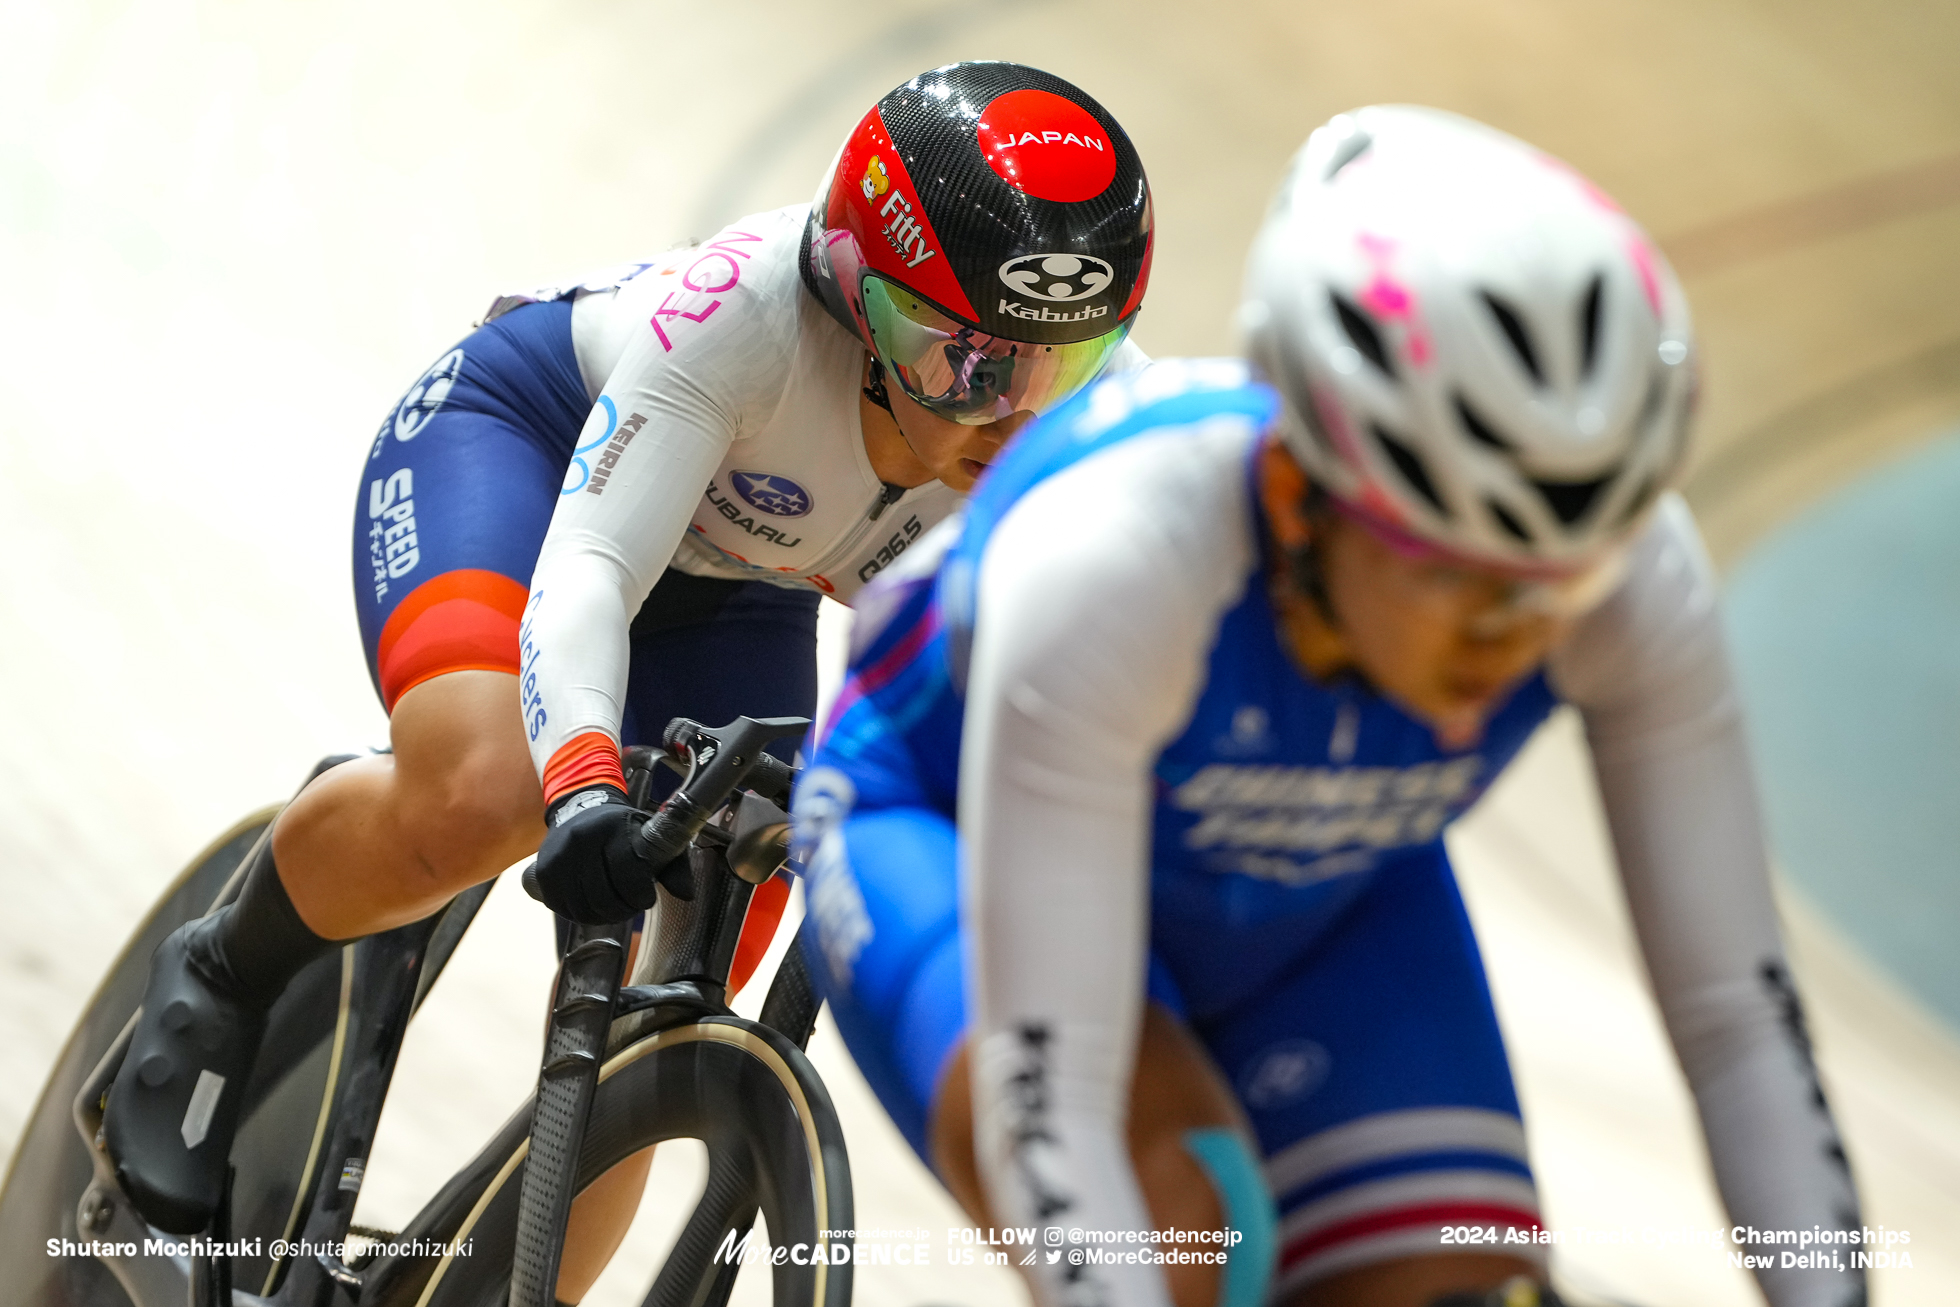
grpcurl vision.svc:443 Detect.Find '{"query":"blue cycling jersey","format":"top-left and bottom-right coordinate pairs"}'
top-left (802, 360), bottom-right (1863, 1307)
top-left (819, 361), bottom-right (1559, 1014)
top-left (802, 361), bottom-right (1556, 1290)
top-left (799, 358), bottom-right (1865, 1307)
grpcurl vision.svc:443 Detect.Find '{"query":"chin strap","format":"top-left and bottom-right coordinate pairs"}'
top-left (863, 356), bottom-right (894, 413)
top-left (1279, 484), bottom-right (1342, 631)
top-left (861, 356), bottom-right (921, 521)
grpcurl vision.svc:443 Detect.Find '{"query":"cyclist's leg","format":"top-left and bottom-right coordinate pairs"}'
top-left (615, 571), bottom-right (819, 1005)
top-left (105, 303), bottom-right (590, 1232)
top-left (554, 1146), bottom-right (655, 1299)
top-left (550, 571), bottom-right (820, 1303)
top-left (1184, 845), bottom-right (1543, 1307)
top-left (276, 668), bottom-right (543, 936)
top-left (797, 795), bottom-right (1244, 1307)
top-left (282, 300), bottom-right (592, 935)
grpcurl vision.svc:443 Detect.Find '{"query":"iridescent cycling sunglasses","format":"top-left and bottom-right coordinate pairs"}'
top-left (861, 275), bottom-right (1132, 426)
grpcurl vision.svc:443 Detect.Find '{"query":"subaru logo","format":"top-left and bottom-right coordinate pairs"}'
top-left (731, 470), bottom-right (812, 518)
top-left (998, 253), bottom-right (1114, 303)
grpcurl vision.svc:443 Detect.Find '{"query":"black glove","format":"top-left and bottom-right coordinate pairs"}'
top-left (528, 787), bottom-right (688, 924)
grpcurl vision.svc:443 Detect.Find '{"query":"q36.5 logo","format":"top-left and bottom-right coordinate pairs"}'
top-left (998, 253), bottom-right (1113, 303)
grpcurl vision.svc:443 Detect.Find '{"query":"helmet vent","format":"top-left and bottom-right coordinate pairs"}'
top-left (1333, 294), bottom-right (1396, 380)
top-left (1453, 394), bottom-right (1513, 453)
top-left (1486, 498), bottom-right (1533, 543)
top-left (1324, 131), bottom-right (1374, 181)
top-left (1372, 423), bottom-right (1449, 516)
top-left (1579, 274), bottom-right (1605, 378)
top-left (1480, 292), bottom-right (1544, 385)
top-left (1532, 475), bottom-right (1611, 527)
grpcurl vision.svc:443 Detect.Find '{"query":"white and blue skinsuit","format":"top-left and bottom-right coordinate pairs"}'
top-left (795, 360), bottom-right (1864, 1307)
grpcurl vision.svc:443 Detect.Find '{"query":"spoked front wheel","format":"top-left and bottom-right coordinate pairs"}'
top-left (365, 1015), bottom-right (852, 1307)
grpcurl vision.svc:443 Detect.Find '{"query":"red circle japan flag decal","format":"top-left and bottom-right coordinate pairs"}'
top-left (976, 89), bottom-right (1118, 202)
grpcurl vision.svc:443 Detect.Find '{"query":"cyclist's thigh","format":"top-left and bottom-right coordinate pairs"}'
top-left (353, 299), bottom-right (590, 712)
top-left (385, 670), bottom-right (541, 816)
top-left (545, 575), bottom-right (819, 957)
top-left (1182, 844), bottom-right (1544, 1300)
top-left (618, 570), bottom-right (821, 796)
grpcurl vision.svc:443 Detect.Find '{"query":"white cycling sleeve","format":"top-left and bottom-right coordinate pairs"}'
top-left (961, 422), bottom-right (1258, 1307)
top-left (522, 301), bottom-right (787, 792)
top-left (1551, 496), bottom-right (1863, 1307)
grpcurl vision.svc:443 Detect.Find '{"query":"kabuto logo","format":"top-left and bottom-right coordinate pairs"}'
top-left (998, 254), bottom-right (1113, 304)
top-left (393, 348), bottom-right (465, 442)
top-left (730, 471), bottom-right (813, 518)
top-left (997, 300), bottom-right (1110, 325)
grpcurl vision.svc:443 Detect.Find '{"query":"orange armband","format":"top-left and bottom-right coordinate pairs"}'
top-left (541, 731), bottom-right (628, 809)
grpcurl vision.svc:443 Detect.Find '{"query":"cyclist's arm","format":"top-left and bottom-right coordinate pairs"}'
top-left (1551, 495), bottom-right (1863, 1307)
top-left (961, 424), bottom-right (1257, 1307)
top-left (522, 312), bottom-right (781, 804)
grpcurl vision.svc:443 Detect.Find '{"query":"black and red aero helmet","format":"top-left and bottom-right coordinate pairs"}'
top-left (802, 61), bottom-right (1154, 424)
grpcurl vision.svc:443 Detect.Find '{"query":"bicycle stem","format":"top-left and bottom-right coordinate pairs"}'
top-left (632, 716), bottom-right (809, 898)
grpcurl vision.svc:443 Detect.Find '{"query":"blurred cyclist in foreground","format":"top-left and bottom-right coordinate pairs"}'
top-left (798, 106), bottom-right (1865, 1307)
top-left (103, 61), bottom-right (1154, 1301)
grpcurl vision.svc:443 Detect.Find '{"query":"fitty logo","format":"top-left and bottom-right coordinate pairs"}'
top-left (999, 254), bottom-right (1113, 303)
top-left (394, 348), bottom-right (465, 442)
top-left (731, 471), bottom-right (813, 518)
top-left (874, 186), bottom-right (938, 270)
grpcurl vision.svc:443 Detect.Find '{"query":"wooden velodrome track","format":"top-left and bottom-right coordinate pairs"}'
top-left (0, 1), bottom-right (1955, 1303)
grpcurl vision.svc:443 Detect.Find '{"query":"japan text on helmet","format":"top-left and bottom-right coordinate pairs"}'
top-left (1241, 105), bottom-right (1697, 571)
top-left (801, 62), bottom-right (1153, 425)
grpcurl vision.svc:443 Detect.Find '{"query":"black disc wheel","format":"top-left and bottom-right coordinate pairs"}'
top-left (366, 1016), bottom-right (852, 1307)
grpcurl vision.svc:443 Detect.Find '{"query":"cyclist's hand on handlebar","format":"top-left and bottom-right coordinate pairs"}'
top-left (529, 787), bottom-right (687, 924)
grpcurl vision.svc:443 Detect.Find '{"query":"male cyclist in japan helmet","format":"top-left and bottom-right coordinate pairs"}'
top-left (1241, 104), bottom-right (1697, 575)
top-left (802, 61), bottom-right (1153, 424)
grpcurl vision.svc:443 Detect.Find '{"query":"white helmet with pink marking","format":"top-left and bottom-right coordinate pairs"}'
top-left (1240, 105), bottom-right (1697, 571)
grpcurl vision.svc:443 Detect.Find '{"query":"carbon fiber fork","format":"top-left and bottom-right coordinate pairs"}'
top-left (508, 921), bottom-right (632, 1307)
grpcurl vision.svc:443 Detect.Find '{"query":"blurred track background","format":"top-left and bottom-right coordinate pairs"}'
top-left (2, 1), bottom-right (1956, 1302)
